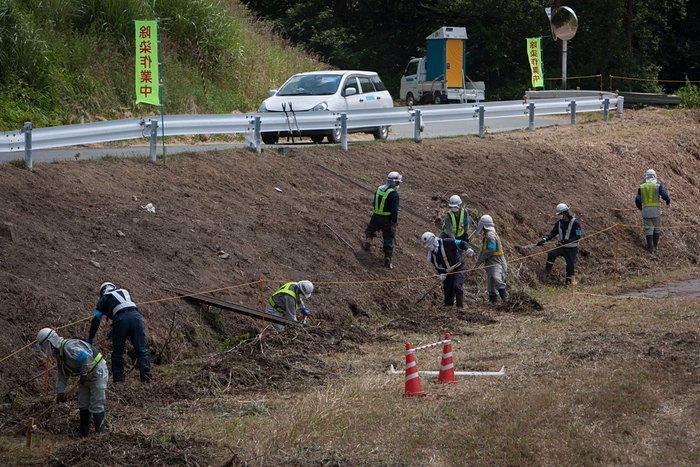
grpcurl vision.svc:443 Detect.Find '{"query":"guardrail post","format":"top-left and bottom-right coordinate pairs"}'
top-left (570, 100), bottom-right (577, 125)
top-left (340, 113), bottom-right (348, 151)
top-left (22, 122), bottom-right (33, 170)
top-left (603, 98), bottom-right (610, 121)
top-left (616, 96), bottom-right (624, 118)
top-left (253, 116), bottom-right (262, 154)
top-left (478, 106), bottom-right (485, 138)
top-left (148, 119), bottom-right (158, 163)
top-left (528, 102), bottom-right (535, 130)
top-left (413, 109), bottom-right (422, 142)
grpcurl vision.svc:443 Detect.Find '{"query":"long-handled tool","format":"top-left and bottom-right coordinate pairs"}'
top-left (520, 241), bottom-right (556, 249)
top-left (323, 223), bottom-right (365, 262)
top-left (288, 101), bottom-right (303, 141)
top-left (281, 102), bottom-right (295, 143)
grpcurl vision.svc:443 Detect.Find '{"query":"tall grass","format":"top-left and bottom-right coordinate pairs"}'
top-left (0, 0), bottom-right (326, 130)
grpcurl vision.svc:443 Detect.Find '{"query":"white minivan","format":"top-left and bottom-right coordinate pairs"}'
top-left (258, 70), bottom-right (394, 144)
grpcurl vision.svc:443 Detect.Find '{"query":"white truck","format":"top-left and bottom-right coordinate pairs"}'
top-left (400, 26), bottom-right (485, 106)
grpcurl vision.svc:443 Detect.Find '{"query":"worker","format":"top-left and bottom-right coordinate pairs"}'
top-left (473, 214), bottom-right (508, 303)
top-left (536, 203), bottom-right (582, 286)
top-left (440, 195), bottom-right (471, 241)
top-left (265, 280), bottom-right (314, 331)
top-left (35, 327), bottom-right (108, 437)
top-left (87, 282), bottom-right (152, 384)
top-left (421, 232), bottom-right (474, 308)
top-left (363, 171), bottom-right (402, 269)
top-left (635, 169), bottom-right (671, 252)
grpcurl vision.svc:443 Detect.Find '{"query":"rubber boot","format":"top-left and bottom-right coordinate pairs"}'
top-left (69, 409), bottom-right (91, 438)
top-left (653, 233), bottom-right (660, 250)
top-left (646, 235), bottom-right (655, 252)
top-left (498, 288), bottom-right (507, 302)
top-left (545, 262), bottom-right (553, 275)
top-left (113, 373), bottom-right (126, 384)
top-left (93, 412), bottom-right (105, 434)
top-left (140, 372), bottom-right (153, 383)
top-left (384, 256), bottom-right (393, 269)
top-left (566, 276), bottom-right (573, 287)
top-left (362, 238), bottom-right (372, 251)
top-left (456, 294), bottom-right (464, 308)
top-left (488, 294), bottom-right (498, 304)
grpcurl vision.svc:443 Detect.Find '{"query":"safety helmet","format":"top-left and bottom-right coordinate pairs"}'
top-left (421, 231), bottom-right (439, 250)
top-left (297, 280), bottom-right (314, 299)
top-left (36, 327), bottom-right (62, 357)
top-left (645, 169), bottom-right (657, 182)
top-left (386, 171), bottom-right (403, 187)
top-left (448, 195), bottom-right (462, 209)
top-left (475, 214), bottom-right (494, 234)
top-left (99, 282), bottom-right (116, 296)
top-left (555, 203), bottom-right (569, 216)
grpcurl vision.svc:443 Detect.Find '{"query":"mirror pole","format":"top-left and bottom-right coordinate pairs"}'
top-left (562, 40), bottom-right (568, 90)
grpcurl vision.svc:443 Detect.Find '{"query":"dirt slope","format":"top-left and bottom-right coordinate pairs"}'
top-left (0, 107), bottom-right (699, 464)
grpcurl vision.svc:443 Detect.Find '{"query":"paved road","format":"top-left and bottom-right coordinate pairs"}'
top-left (1, 114), bottom-right (566, 164)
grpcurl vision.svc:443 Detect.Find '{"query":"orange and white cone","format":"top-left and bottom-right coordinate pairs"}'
top-left (438, 333), bottom-right (457, 384)
top-left (403, 342), bottom-right (426, 397)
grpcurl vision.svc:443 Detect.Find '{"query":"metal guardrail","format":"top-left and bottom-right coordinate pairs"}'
top-left (1, 94), bottom-right (622, 168)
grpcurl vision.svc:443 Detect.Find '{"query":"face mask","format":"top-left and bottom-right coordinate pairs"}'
top-left (450, 207), bottom-right (460, 213)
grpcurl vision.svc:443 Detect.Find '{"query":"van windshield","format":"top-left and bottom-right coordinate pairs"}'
top-left (276, 74), bottom-right (342, 96)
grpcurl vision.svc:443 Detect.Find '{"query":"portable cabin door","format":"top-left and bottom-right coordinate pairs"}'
top-left (445, 38), bottom-right (465, 88)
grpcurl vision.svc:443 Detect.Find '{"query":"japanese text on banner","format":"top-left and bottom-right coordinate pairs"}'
top-left (135, 20), bottom-right (160, 105)
top-left (527, 37), bottom-right (544, 89)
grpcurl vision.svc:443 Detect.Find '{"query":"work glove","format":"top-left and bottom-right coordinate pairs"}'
top-left (300, 307), bottom-right (311, 318)
top-left (79, 373), bottom-right (88, 385)
top-left (56, 393), bottom-right (66, 403)
top-left (107, 329), bottom-right (113, 340)
top-left (466, 247), bottom-right (475, 257)
top-left (390, 222), bottom-right (398, 235)
top-left (439, 274), bottom-right (446, 282)
top-left (536, 238), bottom-right (546, 247)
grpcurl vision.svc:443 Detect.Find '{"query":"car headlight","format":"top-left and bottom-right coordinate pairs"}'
top-left (258, 102), bottom-right (268, 112)
top-left (311, 101), bottom-right (329, 111)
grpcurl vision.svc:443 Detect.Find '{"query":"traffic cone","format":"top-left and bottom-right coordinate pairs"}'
top-left (438, 333), bottom-right (456, 384)
top-left (403, 342), bottom-right (426, 397)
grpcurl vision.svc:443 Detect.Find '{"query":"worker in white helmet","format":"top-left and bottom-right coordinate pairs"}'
top-left (35, 327), bottom-right (109, 437)
top-left (421, 232), bottom-right (474, 308)
top-left (440, 195), bottom-right (471, 241)
top-left (634, 169), bottom-right (671, 252)
top-left (265, 280), bottom-right (314, 331)
top-left (536, 203), bottom-right (582, 286)
top-left (363, 171), bottom-right (402, 269)
top-left (473, 214), bottom-right (508, 303)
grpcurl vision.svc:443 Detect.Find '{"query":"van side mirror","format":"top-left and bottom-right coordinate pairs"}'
top-left (269, 89), bottom-right (278, 96)
top-left (344, 88), bottom-right (357, 97)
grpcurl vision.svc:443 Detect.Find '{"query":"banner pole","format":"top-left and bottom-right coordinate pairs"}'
top-left (157, 18), bottom-right (167, 163)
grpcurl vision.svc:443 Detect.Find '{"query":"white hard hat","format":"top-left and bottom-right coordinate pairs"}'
top-left (555, 203), bottom-right (569, 215)
top-left (645, 169), bottom-right (657, 182)
top-left (297, 280), bottom-right (314, 299)
top-left (36, 327), bottom-right (62, 357)
top-left (387, 171), bottom-right (402, 185)
top-left (475, 214), bottom-right (494, 234)
top-left (421, 231), bottom-right (438, 250)
top-left (448, 195), bottom-right (462, 208)
top-left (99, 282), bottom-right (116, 296)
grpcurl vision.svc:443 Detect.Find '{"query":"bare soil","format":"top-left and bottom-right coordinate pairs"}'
top-left (1, 107), bottom-right (699, 465)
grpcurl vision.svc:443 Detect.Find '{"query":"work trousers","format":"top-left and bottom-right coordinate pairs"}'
top-left (442, 269), bottom-right (466, 306)
top-left (546, 246), bottom-right (578, 283)
top-left (77, 359), bottom-right (109, 413)
top-left (364, 213), bottom-right (395, 257)
top-left (111, 311), bottom-right (151, 381)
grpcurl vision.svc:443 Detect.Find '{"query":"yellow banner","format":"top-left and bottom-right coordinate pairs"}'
top-left (527, 37), bottom-right (544, 89)
top-left (135, 20), bottom-right (160, 105)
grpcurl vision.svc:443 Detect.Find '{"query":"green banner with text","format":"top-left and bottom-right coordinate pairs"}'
top-left (527, 37), bottom-right (544, 89)
top-left (135, 20), bottom-right (160, 105)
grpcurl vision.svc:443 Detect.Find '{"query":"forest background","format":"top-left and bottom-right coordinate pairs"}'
top-left (1, 0), bottom-right (699, 131)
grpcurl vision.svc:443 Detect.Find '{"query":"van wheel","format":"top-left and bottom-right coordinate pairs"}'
top-left (327, 128), bottom-right (341, 144)
top-left (310, 135), bottom-right (324, 144)
top-left (405, 93), bottom-right (415, 107)
top-left (373, 126), bottom-right (389, 140)
top-left (433, 93), bottom-right (443, 105)
top-left (261, 132), bottom-right (279, 144)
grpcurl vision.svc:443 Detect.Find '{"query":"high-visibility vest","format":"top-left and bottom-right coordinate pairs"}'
top-left (481, 231), bottom-right (504, 256)
top-left (268, 282), bottom-right (299, 312)
top-left (443, 209), bottom-right (466, 238)
top-left (373, 186), bottom-right (395, 216)
top-left (640, 182), bottom-right (660, 208)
